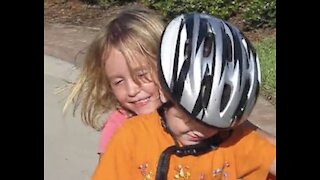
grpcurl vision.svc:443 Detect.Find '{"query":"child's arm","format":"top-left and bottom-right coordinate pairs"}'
top-left (256, 127), bottom-right (276, 176)
top-left (93, 122), bottom-right (135, 180)
top-left (242, 120), bottom-right (276, 176)
top-left (98, 111), bottom-right (127, 155)
top-left (236, 120), bottom-right (276, 178)
top-left (270, 158), bottom-right (276, 176)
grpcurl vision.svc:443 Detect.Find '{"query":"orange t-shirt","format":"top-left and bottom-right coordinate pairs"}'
top-left (93, 112), bottom-right (276, 180)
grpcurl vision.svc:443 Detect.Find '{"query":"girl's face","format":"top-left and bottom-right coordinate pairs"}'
top-left (105, 48), bottom-right (161, 115)
top-left (165, 105), bottom-right (218, 146)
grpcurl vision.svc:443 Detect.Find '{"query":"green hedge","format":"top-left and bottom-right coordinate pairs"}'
top-left (240, 0), bottom-right (276, 29)
top-left (79, 0), bottom-right (276, 29)
top-left (141, 0), bottom-right (238, 20)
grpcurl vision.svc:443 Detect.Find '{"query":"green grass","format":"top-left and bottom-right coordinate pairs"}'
top-left (254, 36), bottom-right (276, 104)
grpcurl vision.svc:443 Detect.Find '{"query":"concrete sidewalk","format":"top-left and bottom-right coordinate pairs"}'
top-left (44, 22), bottom-right (276, 180)
top-left (44, 55), bottom-right (100, 180)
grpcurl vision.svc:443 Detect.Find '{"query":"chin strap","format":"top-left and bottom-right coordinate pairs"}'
top-left (157, 102), bottom-right (173, 133)
top-left (155, 105), bottom-right (232, 180)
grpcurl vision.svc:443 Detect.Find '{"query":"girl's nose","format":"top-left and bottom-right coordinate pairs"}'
top-left (127, 79), bottom-right (140, 97)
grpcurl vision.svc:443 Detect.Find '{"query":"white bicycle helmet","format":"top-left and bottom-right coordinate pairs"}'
top-left (158, 13), bottom-right (261, 128)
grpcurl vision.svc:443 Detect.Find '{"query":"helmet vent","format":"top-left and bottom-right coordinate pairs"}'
top-left (223, 33), bottom-right (233, 62)
top-left (203, 33), bottom-right (214, 57)
top-left (184, 39), bottom-right (192, 59)
top-left (220, 84), bottom-right (231, 112)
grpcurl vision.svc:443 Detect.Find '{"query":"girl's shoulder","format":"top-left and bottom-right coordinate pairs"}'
top-left (103, 109), bottom-right (128, 126)
top-left (108, 109), bottom-right (127, 119)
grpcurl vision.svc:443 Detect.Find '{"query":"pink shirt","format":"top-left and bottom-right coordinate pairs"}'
top-left (98, 110), bottom-right (127, 154)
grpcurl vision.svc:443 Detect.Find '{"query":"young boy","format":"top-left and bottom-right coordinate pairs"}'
top-left (93, 12), bottom-right (276, 180)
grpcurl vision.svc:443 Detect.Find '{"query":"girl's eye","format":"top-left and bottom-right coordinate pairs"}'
top-left (135, 69), bottom-right (152, 83)
top-left (137, 70), bottom-right (148, 78)
top-left (113, 79), bottom-right (123, 85)
top-left (138, 72), bottom-right (147, 77)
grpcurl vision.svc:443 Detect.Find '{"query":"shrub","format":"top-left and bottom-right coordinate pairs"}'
top-left (79, 0), bottom-right (276, 29)
top-left (141, 0), bottom-right (238, 21)
top-left (239, 0), bottom-right (276, 29)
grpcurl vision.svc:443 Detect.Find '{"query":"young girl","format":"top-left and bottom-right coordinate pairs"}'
top-left (63, 5), bottom-right (165, 155)
top-left (93, 13), bottom-right (276, 180)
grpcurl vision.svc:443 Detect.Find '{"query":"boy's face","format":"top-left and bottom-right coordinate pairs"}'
top-left (165, 104), bottom-right (218, 146)
top-left (105, 48), bottom-right (161, 115)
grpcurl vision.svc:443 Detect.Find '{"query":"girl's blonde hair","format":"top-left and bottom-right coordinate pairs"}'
top-left (64, 5), bottom-right (165, 130)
